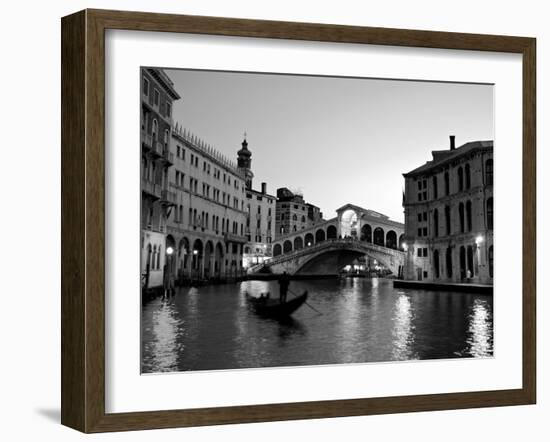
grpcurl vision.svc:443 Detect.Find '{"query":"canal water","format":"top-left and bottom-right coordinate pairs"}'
top-left (141, 278), bottom-right (493, 373)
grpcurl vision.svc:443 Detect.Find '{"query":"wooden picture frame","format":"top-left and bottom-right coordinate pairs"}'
top-left (61, 8), bottom-right (536, 433)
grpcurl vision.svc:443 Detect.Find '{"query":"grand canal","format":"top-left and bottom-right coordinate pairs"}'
top-left (141, 278), bottom-right (493, 373)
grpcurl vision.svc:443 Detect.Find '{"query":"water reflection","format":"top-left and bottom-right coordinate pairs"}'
top-left (466, 298), bottom-right (493, 357)
top-left (141, 299), bottom-right (183, 372)
top-left (141, 278), bottom-right (493, 373)
top-left (391, 295), bottom-right (417, 361)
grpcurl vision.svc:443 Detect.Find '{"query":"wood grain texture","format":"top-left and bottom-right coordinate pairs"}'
top-left (522, 38), bottom-right (536, 403)
top-left (60, 8), bottom-right (537, 433)
top-left (61, 10), bottom-right (86, 431)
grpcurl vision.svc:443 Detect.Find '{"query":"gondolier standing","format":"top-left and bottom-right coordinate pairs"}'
top-left (278, 271), bottom-right (290, 304)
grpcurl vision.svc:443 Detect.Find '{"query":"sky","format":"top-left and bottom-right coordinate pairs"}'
top-left (164, 68), bottom-right (494, 222)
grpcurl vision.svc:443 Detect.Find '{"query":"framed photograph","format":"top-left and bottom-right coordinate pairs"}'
top-left (61, 9), bottom-right (536, 433)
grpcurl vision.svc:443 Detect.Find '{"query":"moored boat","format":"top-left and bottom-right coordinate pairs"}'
top-left (246, 291), bottom-right (308, 318)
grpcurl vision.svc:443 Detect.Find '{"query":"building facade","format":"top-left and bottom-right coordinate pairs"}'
top-left (165, 126), bottom-right (249, 283)
top-left (402, 136), bottom-right (494, 284)
top-left (236, 139), bottom-right (277, 268)
top-left (140, 68), bottom-right (181, 289)
top-left (275, 188), bottom-right (323, 238)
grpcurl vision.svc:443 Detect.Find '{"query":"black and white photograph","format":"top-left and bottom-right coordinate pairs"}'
top-left (140, 67), bottom-right (494, 374)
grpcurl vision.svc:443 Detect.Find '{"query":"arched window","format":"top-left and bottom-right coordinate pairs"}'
top-left (433, 249), bottom-right (440, 278)
top-left (147, 207), bottom-right (154, 227)
top-left (152, 119), bottom-right (158, 140)
top-left (445, 205), bottom-right (451, 235)
top-left (487, 197), bottom-right (494, 229)
top-left (315, 229), bottom-right (326, 243)
top-left (444, 171), bottom-right (450, 195)
top-left (294, 237), bottom-right (303, 250)
top-left (156, 246), bottom-right (162, 269)
top-left (432, 175), bottom-right (438, 199)
top-left (446, 247), bottom-right (453, 278)
top-left (466, 200), bottom-right (472, 231)
top-left (386, 231), bottom-right (397, 249)
top-left (489, 245), bottom-right (494, 277)
top-left (373, 227), bottom-right (385, 246)
top-left (327, 225), bottom-right (337, 239)
top-left (459, 202), bottom-right (465, 233)
top-left (292, 214), bottom-right (297, 221)
top-left (152, 245), bottom-right (157, 270)
top-left (146, 244), bottom-right (152, 268)
top-left (458, 167), bottom-right (464, 192)
top-left (433, 208), bottom-right (439, 237)
top-left (486, 159), bottom-right (494, 185)
top-left (142, 157), bottom-right (148, 179)
top-left (273, 244), bottom-right (282, 257)
top-left (467, 245), bottom-right (474, 277)
top-left (361, 224), bottom-right (372, 242)
top-left (301, 215), bottom-right (306, 223)
top-left (459, 246), bottom-right (466, 279)
top-left (465, 164), bottom-right (471, 189)
top-left (283, 240), bottom-right (293, 253)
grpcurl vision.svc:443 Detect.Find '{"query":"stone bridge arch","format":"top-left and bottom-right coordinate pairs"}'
top-left (263, 239), bottom-right (404, 277)
top-left (294, 246), bottom-right (400, 276)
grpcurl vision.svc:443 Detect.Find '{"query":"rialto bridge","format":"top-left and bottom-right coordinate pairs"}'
top-left (252, 204), bottom-right (406, 276)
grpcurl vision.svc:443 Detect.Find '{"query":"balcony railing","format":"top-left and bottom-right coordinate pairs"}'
top-left (152, 141), bottom-right (174, 164)
top-left (162, 148), bottom-right (174, 164)
top-left (141, 132), bottom-right (153, 150)
top-left (224, 233), bottom-right (248, 244)
top-left (152, 140), bottom-right (164, 156)
top-left (160, 189), bottom-right (177, 205)
top-left (141, 178), bottom-right (161, 199)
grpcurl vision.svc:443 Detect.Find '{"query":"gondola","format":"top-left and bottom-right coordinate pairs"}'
top-left (246, 291), bottom-right (308, 318)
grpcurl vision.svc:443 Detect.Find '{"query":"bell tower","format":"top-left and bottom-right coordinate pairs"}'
top-left (237, 133), bottom-right (254, 189)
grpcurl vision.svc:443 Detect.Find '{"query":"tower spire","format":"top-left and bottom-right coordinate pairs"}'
top-left (237, 132), bottom-right (253, 189)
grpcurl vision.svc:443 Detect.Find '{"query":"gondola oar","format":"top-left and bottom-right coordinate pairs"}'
top-left (288, 288), bottom-right (323, 315)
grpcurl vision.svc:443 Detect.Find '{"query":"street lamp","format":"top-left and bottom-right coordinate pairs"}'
top-left (475, 235), bottom-right (484, 245)
top-left (192, 249), bottom-right (199, 282)
top-left (164, 246), bottom-right (175, 296)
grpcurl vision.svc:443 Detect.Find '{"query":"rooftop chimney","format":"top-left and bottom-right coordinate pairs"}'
top-left (261, 182), bottom-right (267, 194)
top-left (450, 135), bottom-right (456, 150)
